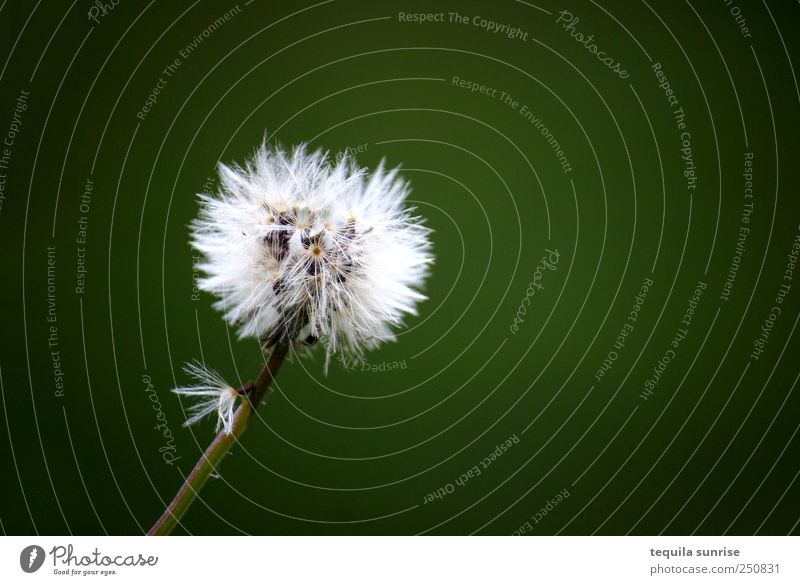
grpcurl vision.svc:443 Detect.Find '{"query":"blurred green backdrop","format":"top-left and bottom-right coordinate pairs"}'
top-left (0, 0), bottom-right (798, 535)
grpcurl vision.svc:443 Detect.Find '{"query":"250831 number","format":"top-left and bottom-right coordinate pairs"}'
top-left (737, 563), bottom-right (779, 574)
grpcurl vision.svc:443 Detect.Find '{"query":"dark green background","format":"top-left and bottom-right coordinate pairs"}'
top-left (1, 0), bottom-right (798, 535)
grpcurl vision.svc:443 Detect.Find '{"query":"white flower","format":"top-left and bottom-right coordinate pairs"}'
top-left (172, 361), bottom-right (240, 434)
top-left (190, 141), bottom-right (433, 367)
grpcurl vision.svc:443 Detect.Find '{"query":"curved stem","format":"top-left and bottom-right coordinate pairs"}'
top-left (147, 343), bottom-right (290, 536)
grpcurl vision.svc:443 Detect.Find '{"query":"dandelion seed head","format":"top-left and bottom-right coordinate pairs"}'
top-left (191, 141), bottom-right (433, 366)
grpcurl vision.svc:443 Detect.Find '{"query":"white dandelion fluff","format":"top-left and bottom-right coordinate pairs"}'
top-left (172, 361), bottom-right (240, 434)
top-left (190, 141), bottom-right (433, 367)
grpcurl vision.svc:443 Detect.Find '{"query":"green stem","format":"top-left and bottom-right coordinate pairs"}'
top-left (147, 343), bottom-right (290, 536)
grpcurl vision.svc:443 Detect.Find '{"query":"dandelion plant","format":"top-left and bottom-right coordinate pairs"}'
top-left (148, 141), bottom-right (432, 535)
